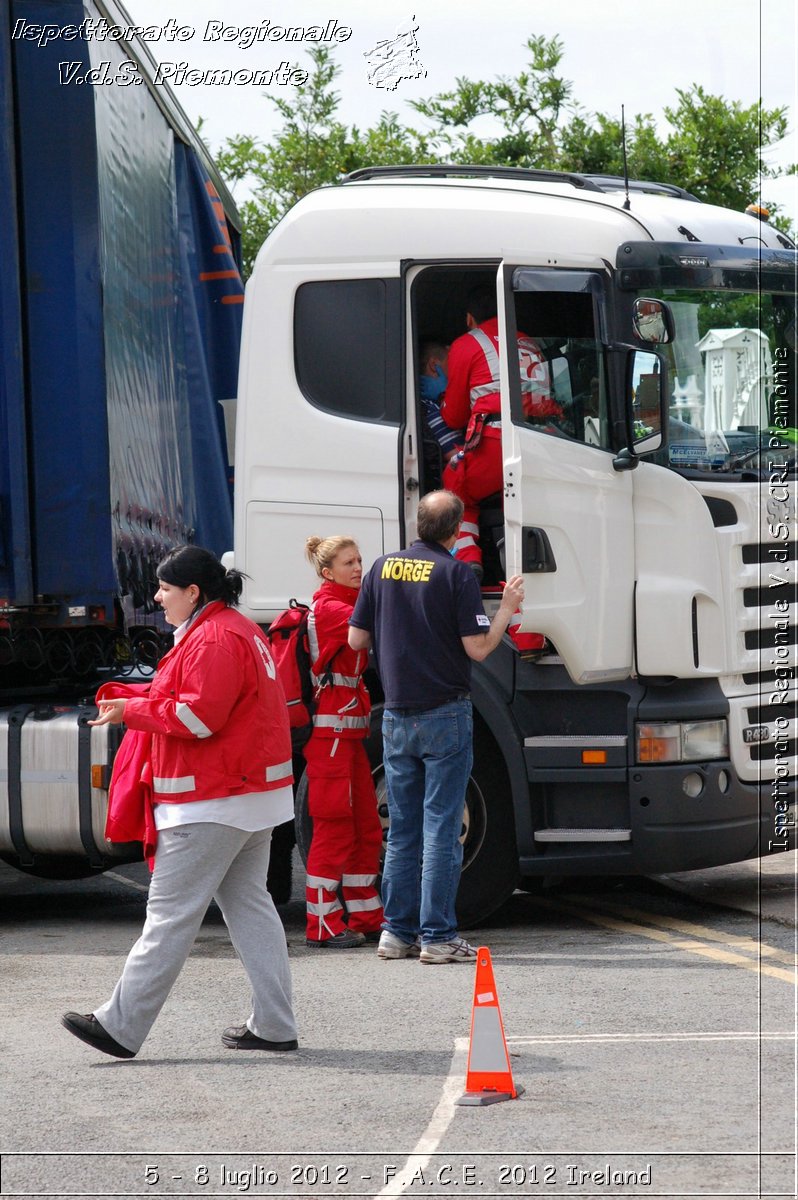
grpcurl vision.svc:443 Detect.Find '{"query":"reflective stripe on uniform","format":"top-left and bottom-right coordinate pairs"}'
top-left (266, 758), bottom-right (293, 782)
top-left (468, 328), bottom-right (538, 404)
top-left (460, 521), bottom-right (479, 535)
top-left (455, 533), bottom-right (478, 552)
top-left (471, 382), bottom-right (499, 399)
top-left (175, 702), bottom-right (213, 739)
top-left (153, 775), bottom-right (196, 794)
top-left (307, 896), bottom-right (343, 916)
top-left (344, 896), bottom-right (383, 913)
top-left (313, 714), bottom-right (370, 730)
top-left (307, 874), bottom-right (339, 890)
top-left (342, 873), bottom-right (377, 887)
top-left (470, 328), bottom-right (501, 376)
top-left (311, 670), bottom-right (360, 688)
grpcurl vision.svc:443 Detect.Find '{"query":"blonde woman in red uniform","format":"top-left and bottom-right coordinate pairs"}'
top-left (303, 535), bottom-right (384, 948)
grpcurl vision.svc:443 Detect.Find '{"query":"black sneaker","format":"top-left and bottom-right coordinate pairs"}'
top-left (222, 1025), bottom-right (298, 1052)
top-left (61, 1012), bottom-right (136, 1059)
top-left (305, 930), bottom-right (366, 949)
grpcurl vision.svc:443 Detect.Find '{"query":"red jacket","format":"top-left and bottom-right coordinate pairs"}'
top-left (308, 581), bottom-right (371, 740)
top-left (441, 317), bottom-right (557, 430)
top-left (122, 601), bottom-right (293, 804)
top-left (96, 681), bottom-right (158, 867)
top-left (104, 727), bottom-right (157, 869)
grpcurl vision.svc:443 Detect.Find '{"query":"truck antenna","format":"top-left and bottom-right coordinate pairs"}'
top-left (621, 105), bottom-right (631, 210)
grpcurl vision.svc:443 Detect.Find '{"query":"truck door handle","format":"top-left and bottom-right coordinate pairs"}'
top-left (522, 526), bottom-right (556, 573)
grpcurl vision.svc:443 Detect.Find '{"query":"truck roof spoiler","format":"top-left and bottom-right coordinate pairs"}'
top-left (343, 165), bottom-right (604, 190)
top-left (583, 174), bottom-right (702, 202)
top-left (343, 165), bottom-right (702, 203)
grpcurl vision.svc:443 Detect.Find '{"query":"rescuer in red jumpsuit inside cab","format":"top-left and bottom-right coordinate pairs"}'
top-left (303, 535), bottom-right (384, 948)
top-left (441, 284), bottom-right (558, 577)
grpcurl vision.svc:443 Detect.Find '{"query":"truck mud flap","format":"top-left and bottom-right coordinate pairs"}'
top-left (0, 705), bottom-right (124, 868)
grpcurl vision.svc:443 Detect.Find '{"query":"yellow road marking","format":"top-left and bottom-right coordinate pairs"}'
top-left (531, 896), bottom-right (797, 985)
top-left (561, 895), bottom-right (797, 968)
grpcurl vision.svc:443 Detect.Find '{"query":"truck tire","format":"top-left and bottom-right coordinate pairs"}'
top-left (293, 718), bottom-right (518, 929)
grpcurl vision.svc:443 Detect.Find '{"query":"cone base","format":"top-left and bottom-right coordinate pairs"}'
top-left (457, 1084), bottom-right (525, 1106)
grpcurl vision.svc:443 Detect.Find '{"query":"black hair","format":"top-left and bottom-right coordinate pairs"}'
top-left (156, 545), bottom-right (245, 608)
top-left (419, 338), bottom-right (448, 372)
top-left (466, 284), bottom-right (498, 325)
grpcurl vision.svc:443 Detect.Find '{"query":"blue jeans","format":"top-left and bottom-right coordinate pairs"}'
top-left (381, 698), bottom-right (473, 944)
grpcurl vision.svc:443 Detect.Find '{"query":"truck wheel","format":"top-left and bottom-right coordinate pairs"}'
top-left (293, 719), bottom-right (518, 929)
top-left (455, 724), bottom-right (519, 928)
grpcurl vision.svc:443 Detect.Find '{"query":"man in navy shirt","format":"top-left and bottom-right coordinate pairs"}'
top-left (349, 490), bottom-right (524, 964)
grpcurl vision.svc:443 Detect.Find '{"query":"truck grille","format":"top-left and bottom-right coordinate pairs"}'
top-left (706, 477), bottom-right (796, 785)
top-left (738, 536), bottom-right (796, 682)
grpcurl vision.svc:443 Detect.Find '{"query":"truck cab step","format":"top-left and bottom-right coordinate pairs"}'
top-left (534, 828), bottom-right (631, 843)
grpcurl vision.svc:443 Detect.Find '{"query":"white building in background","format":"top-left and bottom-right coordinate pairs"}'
top-left (696, 327), bottom-right (772, 432)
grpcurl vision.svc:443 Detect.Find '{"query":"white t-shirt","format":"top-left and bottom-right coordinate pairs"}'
top-left (154, 785), bottom-right (295, 832)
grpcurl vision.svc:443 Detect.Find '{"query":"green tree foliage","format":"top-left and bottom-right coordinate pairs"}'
top-left (214, 48), bottom-right (433, 275)
top-left (413, 36), bottom-right (793, 218)
top-left (411, 35), bottom-right (573, 165)
top-left (558, 86), bottom-right (791, 217)
top-left (215, 35), bottom-right (795, 275)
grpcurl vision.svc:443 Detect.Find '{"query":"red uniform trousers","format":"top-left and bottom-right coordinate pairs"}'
top-left (443, 433), bottom-right (545, 656)
top-left (304, 736), bottom-right (384, 941)
top-left (443, 433), bottom-right (503, 568)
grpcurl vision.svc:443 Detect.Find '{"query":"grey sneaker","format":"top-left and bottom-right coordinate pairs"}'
top-left (306, 930), bottom-right (366, 949)
top-left (377, 930), bottom-right (421, 959)
top-left (419, 937), bottom-right (477, 964)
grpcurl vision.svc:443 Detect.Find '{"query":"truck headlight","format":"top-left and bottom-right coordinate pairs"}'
top-left (636, 719), bottom-right (728, 763)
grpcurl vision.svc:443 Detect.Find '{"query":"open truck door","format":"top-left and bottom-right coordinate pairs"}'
top-left (497, 264), bottom-right (635, 683)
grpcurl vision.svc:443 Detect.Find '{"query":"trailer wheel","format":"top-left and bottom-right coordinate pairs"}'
top-left (293, 718), bottom-right (518, 929)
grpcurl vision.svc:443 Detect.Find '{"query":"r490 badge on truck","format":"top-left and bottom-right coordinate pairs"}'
top-left (743, 726), bottom-right (770, 744)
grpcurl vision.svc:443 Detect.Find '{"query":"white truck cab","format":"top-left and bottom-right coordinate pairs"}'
top-left (233, 166), bottom-right (796, 923)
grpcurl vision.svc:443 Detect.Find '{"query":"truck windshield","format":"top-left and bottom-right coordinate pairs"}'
top-left (640, 288), bottom-right (797, 475)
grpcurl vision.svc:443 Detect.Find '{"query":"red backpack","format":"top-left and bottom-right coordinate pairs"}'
top-left (265, 600), bottom-right (334, 751)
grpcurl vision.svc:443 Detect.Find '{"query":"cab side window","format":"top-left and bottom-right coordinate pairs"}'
top-left (512, 289), bottom-right (612, 450)
top-left (294, 279), bottom-right (401, 423)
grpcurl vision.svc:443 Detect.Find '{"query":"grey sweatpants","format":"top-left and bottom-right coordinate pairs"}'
top-left (94, 823), bottom-right (297, 1053)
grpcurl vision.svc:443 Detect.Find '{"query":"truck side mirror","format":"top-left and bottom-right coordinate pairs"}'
top-left (629, 350), bottom-right (664, 453)
top-left (612, 348), bottom-right (665, 471)
top-left (632, 298), bottom-right (674, 345)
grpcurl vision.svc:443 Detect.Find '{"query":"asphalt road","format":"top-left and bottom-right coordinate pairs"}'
top-left (0, 852), bottom-right (795, 1200)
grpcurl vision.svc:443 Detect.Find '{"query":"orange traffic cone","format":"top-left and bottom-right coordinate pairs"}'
top-left (457, 946), bottom-right (524, 1106)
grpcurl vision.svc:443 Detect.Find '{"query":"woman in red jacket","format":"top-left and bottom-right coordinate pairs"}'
top-left (304, 535), bottom-right (384, 948)
top-left (60, 546), bottom-right (298, 1059)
